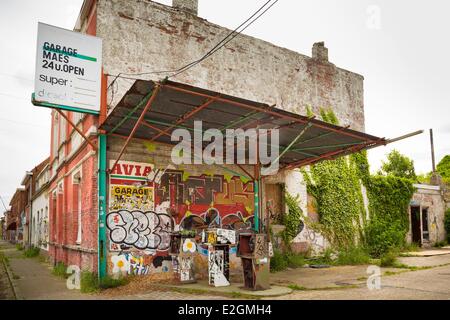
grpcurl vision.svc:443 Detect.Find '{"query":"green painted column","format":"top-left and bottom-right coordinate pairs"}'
top-left (254, 180), bottom-right (259, 232)
top-left (97, 134), bottom-right (107, 280)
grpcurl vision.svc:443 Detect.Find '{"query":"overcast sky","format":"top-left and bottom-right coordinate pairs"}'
top-left (0, 0), bottom-right (449, 214)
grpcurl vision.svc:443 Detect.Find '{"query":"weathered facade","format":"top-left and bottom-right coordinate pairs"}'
top-left (31, 161), bottom-right (50, 251)
top-left (21, 158), bottom-right (50, 248)
top-left (97, 0), bottom-right (365, 132)
top-left (7, 188), bottom-right (26, 243)
top-left (409, 184), bottom-right (447, 247)
top-left (46, 108), bottom-right (99, 271)
top-left (33, 0), bottom-right (371, 279)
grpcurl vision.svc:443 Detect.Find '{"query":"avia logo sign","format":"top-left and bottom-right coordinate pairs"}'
top-left (109, 161), bottom-right (154, 179)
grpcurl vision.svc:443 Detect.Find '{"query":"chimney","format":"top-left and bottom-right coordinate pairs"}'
top-left (172, 0), bottom-right (198, 16)
top-left (312, 42), bottom-right (329, 63)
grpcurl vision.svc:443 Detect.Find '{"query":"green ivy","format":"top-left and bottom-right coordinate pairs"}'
top-left (281, 192), bottom-right (303, 246)
top-left (300, 108), bottom-right (415, 255)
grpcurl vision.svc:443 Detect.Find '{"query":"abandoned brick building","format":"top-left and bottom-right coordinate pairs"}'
top-left (48, 0), bottom-right (372, 282)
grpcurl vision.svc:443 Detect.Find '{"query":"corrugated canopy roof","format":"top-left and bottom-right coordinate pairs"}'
top-left (100, 80), bottom-right (386, 170)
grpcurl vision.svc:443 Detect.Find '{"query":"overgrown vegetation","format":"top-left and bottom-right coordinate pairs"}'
top-left (445, 208), bottom-right (450, 243)
top-left (80, 271), bottom-right (131, 293)
top-left (281, 192), bottom-right (303, 246)
top-left (52, 262), bottom-right (68, 278)
top-left (15, 243), bottom-right (24, 251)
top-left (437, 155), bottom-right (450, 184)
top-left (270, 250), bottom-right (306, 273)
top-left (23, 246), bottom-right (40, 258)
top-left (300, 108), bottom-right (415, 259)
top-left (380, 250), bottom-right (398, 267)
top-left (301, 109), bottom-right (366, 249)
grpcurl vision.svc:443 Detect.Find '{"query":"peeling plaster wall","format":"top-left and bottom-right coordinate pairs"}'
top-left (408, 185), bottom-right (447, 247)
top-left (96, 0), bottom-right (365, 132)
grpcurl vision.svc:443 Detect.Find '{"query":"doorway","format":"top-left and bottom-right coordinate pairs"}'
top-left (421, 208), bottom-right (429, 241)
top-left (410, 206), bottom-right (421, 245)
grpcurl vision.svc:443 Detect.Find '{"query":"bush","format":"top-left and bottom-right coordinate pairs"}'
top-left (270, 250), bottom-right (306, 272)
top-left (80, 271), bottom-right (99, 293)
top-left (23, 247), bottom-right (40, 258)
top-left (445, 209), bottom-right (450, 243)
top-left (336, 246), bottom-right (371, 265)
top-left (80, 272), bottom-right (130, 293)
top-left (270, 250), bottom-right (288, 273)
top-left (285, 252), bottom-right (306, 268)
top-left (364, 218), bottom-right (406, 257)
top-left (16, 243), bottom-right (24, 251)
top-left (307, 248), bottom-right (335, 266)
top-left (380, 251), bottom-right (398, 267)
top-left (52, 262), bottom-right (68, 278)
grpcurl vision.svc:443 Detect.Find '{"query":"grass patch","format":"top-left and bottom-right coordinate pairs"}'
top-left (380, 251), bottom-right (398, 267)
top-left (52, 262), bottom-right (69, 278)
top-left (100, 275), bottom-right (131, 289)
top-left (335, 246), bottom-right (371, 265)
top-left (23, 247), bottom-right (40, 258)
top-left (288, 284), bottom-right (358, 291)
top-left (402, 243), bottom-right (421, 252)
top-left (270, 250), bottom-right (306, 273)
top-left (288, 284), bottom-right (307, 291)
top-left (80, 271), bottom-right (99, 293)
top-left (434, 241), bottom-right (448, 248)
top-left (15, 244), bottom-right (24, 251)
top-left (80, 272), bottom-right (131, 293)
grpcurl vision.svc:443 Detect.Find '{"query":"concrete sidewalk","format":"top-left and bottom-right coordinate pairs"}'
top-left (0, 240), bottom-right (95, 300)
top-left (2, 239), bottom-right (450, 300)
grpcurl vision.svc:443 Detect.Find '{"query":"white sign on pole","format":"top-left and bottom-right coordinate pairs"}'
top-left (33, 22), bottom-right (102, 114)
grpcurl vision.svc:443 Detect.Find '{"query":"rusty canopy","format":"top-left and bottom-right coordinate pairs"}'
top-left (100, 80), bottom-right (386, 170)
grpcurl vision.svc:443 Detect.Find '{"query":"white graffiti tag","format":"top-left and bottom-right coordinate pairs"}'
top-left (106, 210), bottom-right (173, 251)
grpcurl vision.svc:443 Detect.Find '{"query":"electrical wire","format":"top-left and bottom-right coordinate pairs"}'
top-left (106, 0), bottom-right (279, 88)
top-left (167, 0), bottom-right (279, 79)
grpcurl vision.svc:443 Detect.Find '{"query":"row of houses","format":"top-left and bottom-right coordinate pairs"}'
top-left (1, 0), bottom-right (448, 286)
top-left (2, 158), bottom-right (50, 250)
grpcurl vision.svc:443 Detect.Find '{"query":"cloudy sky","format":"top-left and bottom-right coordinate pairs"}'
top-left (0, 0), bottom-right (449, 213)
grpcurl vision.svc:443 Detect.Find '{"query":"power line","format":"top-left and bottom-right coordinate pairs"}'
top-left (167, 0), bottom-right (279, 79)
top-left (107, 0), bottom-right (279, 87)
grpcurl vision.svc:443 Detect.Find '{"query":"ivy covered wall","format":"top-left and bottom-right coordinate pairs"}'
top-left (298, 109), bottom-right (415, 256)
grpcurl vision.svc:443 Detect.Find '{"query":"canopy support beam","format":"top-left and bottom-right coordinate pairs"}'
top-left (110, 85), bottom-right (160, 172)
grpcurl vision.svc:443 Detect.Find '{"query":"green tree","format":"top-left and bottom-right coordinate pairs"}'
top-left (379, 150), bottom-right (417, 180)
top-left (437, 155), bottom-right (450, 182)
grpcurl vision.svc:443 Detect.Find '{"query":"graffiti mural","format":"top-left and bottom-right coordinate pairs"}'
top-left (296, 225), bottom-right (326, 253)
top-left (107, 160), bottom-right (256, 277)
top-left (106, 210), bottom-right (173, 251)
top-left (110, 253), bottom-right (173, 276)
